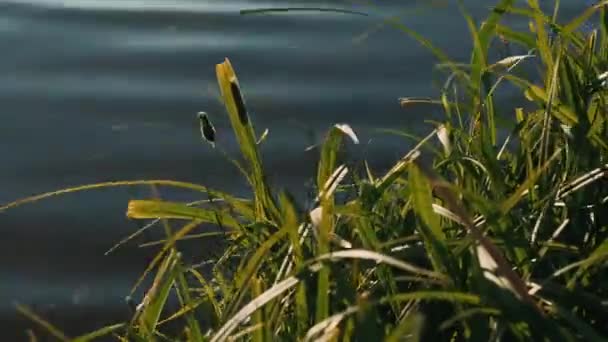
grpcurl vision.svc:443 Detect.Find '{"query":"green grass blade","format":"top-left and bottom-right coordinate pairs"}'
top-left (525, 84), bottom-right (579, 125)
top-left (317, 124), bottom-right (358, 193)
top-left (128, 220), bottom-right (202, 298)
top-left (409, 163), bottom-right (454, 275)
top-left (127, 200), bottom-right (241, 229)
top-left (386, 313), bottom-right (425, 342)
top-left (223, 228), bottom-right (288, 321)
top-left (314, 125), bottom-right (356, 323)
top-left (251, 277), bottom-right (265, 342)
top-left (528, 0), bottom-right (554, 73)
top-left (189, 269), bottom-right (222, 324)
top-left (496, 24), bottom-right (537, 49)
top-left (173, 262), bottom-right (204, 342)
top-left (409, 163), bottom-right (444, 242)
top-left (138, 250), bottom-right (180, 336)
top-left (216, 59), bottom-right (278, 221)
top-left (499, 149), bottom-right (561, 214)
top-left (562, 1), bottom-right (608, 36)
top-left (478, 0), bottom-right (515, 51)
top-left (72, 323), bottom-right (126, 342)
top-left (15, 304), bottom-right (69, 341)
top-left (375, 129), bottom-right (436, 193)
top-left (0, 180), bottom-right (228, 212)
top-left (551, 305), bottom-right (606, 342)
top-left (567, 239), bottom-right (608, 288)
top-left (384, 291), bottom-right (482, 306)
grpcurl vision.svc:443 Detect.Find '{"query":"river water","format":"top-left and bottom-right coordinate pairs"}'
top-left (0, 0), bottom-right (591, 337)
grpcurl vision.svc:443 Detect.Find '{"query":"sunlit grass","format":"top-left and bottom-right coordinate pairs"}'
top-left (4, 0), bottom-right (607, 340)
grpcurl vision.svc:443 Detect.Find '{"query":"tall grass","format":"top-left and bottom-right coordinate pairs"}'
top-left (3, 1), bottom-right (608, 340)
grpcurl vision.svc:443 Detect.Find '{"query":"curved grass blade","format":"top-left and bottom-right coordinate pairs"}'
top-left (0, 180), bottom-right (221, 212)
top-left (240, 7), bottom-right (368, 17)
top-left (317, 124), bottom-right (358, 193)
top-left (311, 249), bottom-right (445, 280)
top-left (478, 0), bottom-right (515, 52)
top-left (211, 276), bottom-right (300, 342)
top-left (304, 306), bottom-right (359, 342)
top-left (386, 312), bottom-right (425, 342)
top-left (256, 128), bottom-right (269, 145)
top-left (567, 239), bottom-right (608, 288)
top-left (562, 1), bottom-right (608, 36)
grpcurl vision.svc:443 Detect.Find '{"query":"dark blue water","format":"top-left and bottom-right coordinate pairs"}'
top-left (0, 0), bottom-right (591, 337)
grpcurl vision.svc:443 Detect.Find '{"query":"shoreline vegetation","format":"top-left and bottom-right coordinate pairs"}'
top-left (3, 0), bottom-right (608, 340)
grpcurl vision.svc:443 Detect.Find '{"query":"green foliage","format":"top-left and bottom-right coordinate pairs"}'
top-left (4, 1), bottom-right (608, 340)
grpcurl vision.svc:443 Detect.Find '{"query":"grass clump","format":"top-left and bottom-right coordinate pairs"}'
top-left (3, 0), bottom-right (608, 340)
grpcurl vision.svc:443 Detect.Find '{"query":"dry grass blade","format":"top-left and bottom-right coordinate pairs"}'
top-left (227, 323), bottom-right (264, 341)
top-left (334, 123), bottom-right (359, 144)
top-left (211, 276), bottom-right (300, 342)
top-left (557, 164), bottom-right (608, 199)
top-left (488, 54), bottom-right (535, 69)
top-left (274, 222), bottom-right (309, 285)
top-left (304, 306), bottom-right (359, 342)
top-left (399, 97), bottom-right (443, 106)
top-left (436, 124), bottom-right (450, 155)
top-left (313, 249), bottom-right (444, 280)
top-left (317, 164), bottom-right (349, 203)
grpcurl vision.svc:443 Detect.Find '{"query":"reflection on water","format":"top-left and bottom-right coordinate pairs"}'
top-left (0, 0), bottom-right (589, 337)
